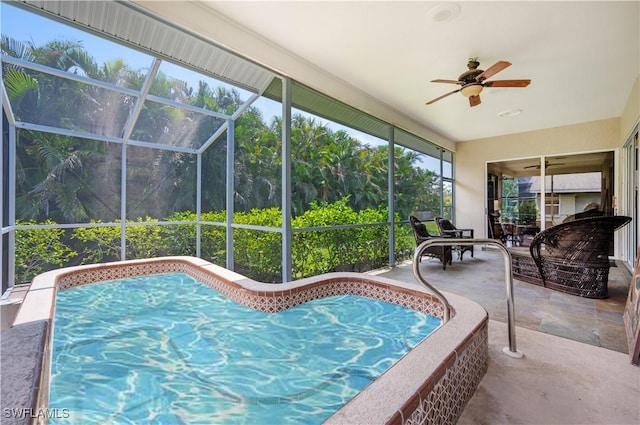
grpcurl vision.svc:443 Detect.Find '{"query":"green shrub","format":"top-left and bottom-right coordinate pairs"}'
top-left (291, 198), bottom-right (394, 277)
top-left (125, 217), bottom-right (163, 259)
top-left (233, 207), bottom-right (282, 282)
top-left (161, 211), bottom-right (198, 257)
top-left (292, 198), bottom-right (356, 276)
top-left (16, 199), bottom-right (412, 284)
top-left (71, 222), bottom-right (121, 264)
top-left (72, 217), bottom-right (163, 263)
top-left (15, 220), bottom-right (77, 284)
top-left (200, 211), bottom-right (227, 264)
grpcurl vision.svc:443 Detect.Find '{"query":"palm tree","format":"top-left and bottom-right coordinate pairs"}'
top-left (17, 131), bottom-right (110, 222)
top-left (393, 147), bottom-right (441, 219)
top-left (3, 37), bottom-right (116, 222)
top-left (234, 106), bottom-right (281, 211)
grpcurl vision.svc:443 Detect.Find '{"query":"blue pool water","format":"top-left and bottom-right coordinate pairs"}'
top-left (49, 273), bottom-right (441, 424)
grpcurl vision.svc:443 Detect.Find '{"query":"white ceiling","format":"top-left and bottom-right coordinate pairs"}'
top-left (197, 1), bottom-right (639, 143)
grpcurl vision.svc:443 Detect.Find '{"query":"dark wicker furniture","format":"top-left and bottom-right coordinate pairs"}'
top-left (409, 215), bottom-right (452, 270)
top-left (512, 215), bottom-right (631, 298)
top-left (435, 217), bottom-right (474, 260)
top-left (499, 222), bottom-right (519, 246)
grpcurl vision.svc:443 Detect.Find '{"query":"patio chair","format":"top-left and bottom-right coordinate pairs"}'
top-left (529, 215), bottom-right (631, 298)
top-left (409, 215), bottom-right (452, 270)
top-left (435, 217), bottom-right (474, 260)
top-left (498, 222), bottom-right (519, 246)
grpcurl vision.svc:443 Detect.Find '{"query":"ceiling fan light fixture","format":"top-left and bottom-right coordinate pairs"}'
top-left (460, 84), bottom-right (483, 97)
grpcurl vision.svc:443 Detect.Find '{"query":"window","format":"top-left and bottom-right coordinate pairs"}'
top-left (545, 195), bottom-right (559, 216)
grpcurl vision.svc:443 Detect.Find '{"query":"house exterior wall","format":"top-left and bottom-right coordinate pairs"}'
top-left (535, 193), bottom-right (602, 226)
top-left (455, 117), bottom-right (621, 237)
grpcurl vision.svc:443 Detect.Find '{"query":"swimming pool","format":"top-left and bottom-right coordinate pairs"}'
top-left (13, 256), bottom-right (488, 424)
top-left (49, 272), bottom-right (441, 424)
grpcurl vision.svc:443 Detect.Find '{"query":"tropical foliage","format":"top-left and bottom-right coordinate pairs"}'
top-left (14, 202), bottom-right (415, 283)
top-left (14, 220), bottom-right (77, 283)
top-left (3, 35), bottom-right (446, 283)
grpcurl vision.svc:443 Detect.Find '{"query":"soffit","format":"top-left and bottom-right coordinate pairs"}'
top-left (18, 0), bottom-right (276, 94)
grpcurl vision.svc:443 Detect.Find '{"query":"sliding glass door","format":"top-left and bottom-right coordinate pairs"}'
top-left (623, 126), bottom-right (639, 265)
top-left (487, 151), bottom-right (615, 245)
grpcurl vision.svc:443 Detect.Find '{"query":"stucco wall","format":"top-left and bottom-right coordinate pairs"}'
top-left (456, 75), bottom-right (639, 240)
top-left (455, 118), bottom-right (621, 237)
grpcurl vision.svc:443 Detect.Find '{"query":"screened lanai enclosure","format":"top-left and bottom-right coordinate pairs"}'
top-left (1, 1), bottom-right (454, 291)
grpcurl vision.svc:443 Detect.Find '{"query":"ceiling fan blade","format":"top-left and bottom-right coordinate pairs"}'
top-left (476, 60), bottom-right (511, 81)
top-left (425, 89), bottom-right (460, 105)
top-left (431, 79), bottom-right (462, 84)
top-left (469, 94), bottom-right (481, 107)
top-left (484, 79), bottom-right (531, 88)
top-left (524, 160), bottom-right (569, 170)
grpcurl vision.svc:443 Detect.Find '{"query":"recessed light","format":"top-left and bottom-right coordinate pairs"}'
top-left (426, 3), bottom-right (461, 23)
top-left (498, 109), bottom-right (523, 117)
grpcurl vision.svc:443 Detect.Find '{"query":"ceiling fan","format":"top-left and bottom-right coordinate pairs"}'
top-left (425, 58), bottom-right (531, 107)
top-left (524, 160), bottom-right (565, 170)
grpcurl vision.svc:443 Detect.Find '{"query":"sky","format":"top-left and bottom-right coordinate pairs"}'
top-left (2, 3), bottom-right (153, 71)
top-left (1, 2), bottom-right (443, 171)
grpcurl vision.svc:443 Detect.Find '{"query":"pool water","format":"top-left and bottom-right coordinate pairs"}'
top-left (49, 273), bottom-right (441, 424)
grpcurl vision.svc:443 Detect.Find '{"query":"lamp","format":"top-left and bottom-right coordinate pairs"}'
top-left (460, 83), bottom-right (483, 98)
top-left (490, 199), bottom-right (501, 220)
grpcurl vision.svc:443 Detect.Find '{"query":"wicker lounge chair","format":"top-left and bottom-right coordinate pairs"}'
top-left (523, 215), bottom-right (631, 298)
top-left (435, 217), bottom-right (474, 260)
top-left (409, 215), bottom-right (452, 270)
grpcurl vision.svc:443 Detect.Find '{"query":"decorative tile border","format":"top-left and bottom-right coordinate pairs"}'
top-left (56, 258), bottom-right (448, 319)
top-left (14, 256), bottom-right (488, 425)
top-left (389, 322), bottom-right (488, 425)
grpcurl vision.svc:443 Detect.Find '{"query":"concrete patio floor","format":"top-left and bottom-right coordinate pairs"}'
top-left (371, 248), bottom-right (640, 424)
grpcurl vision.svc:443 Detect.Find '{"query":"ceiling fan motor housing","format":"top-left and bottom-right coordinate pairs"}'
top-left (459, 59), bottom-right (483, 83)
top-left (459, 69), bottom-right (483, 84)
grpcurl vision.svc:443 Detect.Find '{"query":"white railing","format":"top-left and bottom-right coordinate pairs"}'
top-left (413, 238), bottom-right (524, 358)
